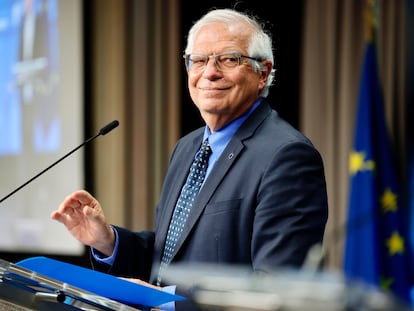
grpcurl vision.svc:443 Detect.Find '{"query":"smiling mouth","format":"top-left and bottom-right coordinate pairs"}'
top-left (199, 86), bottom-right (230, 91)
top-left (200, 88), bottom-right (227, 95)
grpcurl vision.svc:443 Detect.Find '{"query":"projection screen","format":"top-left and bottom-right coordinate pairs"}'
top-left (0, 0), bottom-right (84, 255)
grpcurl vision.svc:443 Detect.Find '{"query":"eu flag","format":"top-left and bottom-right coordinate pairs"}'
top-left (343, 40), bottom-right (411, 302)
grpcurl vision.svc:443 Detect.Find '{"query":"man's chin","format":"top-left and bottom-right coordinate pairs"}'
top-left (198, 103), bottom-right (223, 115)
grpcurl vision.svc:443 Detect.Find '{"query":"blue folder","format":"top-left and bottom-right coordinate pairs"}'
top-left (16, 256), bottom-right (185, 308)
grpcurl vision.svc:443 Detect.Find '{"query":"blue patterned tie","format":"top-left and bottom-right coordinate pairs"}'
top-left (157, 139), bottom-right (211, 286)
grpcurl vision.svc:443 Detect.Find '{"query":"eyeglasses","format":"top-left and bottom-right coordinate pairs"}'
top-left (183, 52), bottom-right (262, 72)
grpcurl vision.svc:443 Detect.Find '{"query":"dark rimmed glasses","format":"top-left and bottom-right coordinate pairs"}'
top-left (183, 52), bottom-right (262, 72)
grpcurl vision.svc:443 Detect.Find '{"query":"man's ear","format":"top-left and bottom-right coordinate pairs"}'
top-left (261, 60), bottom-right (273, 80)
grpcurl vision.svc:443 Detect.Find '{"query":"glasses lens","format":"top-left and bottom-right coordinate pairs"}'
top-left (216, 53), bottom-right (241, 70)
top-left (186, 54), bottom-right (207, 71)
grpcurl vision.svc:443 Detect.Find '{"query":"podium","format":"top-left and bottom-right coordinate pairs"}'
top-left (3, 257), bottom-right (413, 311)
top-left (0, 258), bottom-right (149, 311)
top-left (162, 263), bottom-right (414, 311)
top-left (0, 257), bottom-right (144, 310)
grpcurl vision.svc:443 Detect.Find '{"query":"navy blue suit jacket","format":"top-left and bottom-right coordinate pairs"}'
top-left (93, 101), bottom-right (328, 309)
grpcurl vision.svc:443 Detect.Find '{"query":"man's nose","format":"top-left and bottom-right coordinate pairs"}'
top-left (203, 57), bottom-right (221, 74)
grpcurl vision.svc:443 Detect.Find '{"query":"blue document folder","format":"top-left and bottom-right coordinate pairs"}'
top-left (16, 256), bottom-right (185, 308)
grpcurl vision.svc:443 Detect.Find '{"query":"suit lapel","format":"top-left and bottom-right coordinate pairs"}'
top-left (177, 138), bottom-right (245, 244)
top-left (155, 133), bottom-right (204, 255)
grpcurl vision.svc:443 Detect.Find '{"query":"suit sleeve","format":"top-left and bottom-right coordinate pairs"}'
top-left (252, 140), bottom-right (328, 270)
top-left (91, 226), bottom-right (155, 282)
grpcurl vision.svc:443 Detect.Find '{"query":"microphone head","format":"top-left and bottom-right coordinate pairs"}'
top-left (99, 120), bottom-right (119, 135)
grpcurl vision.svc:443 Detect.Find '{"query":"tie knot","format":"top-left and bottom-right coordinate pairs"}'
top-left (199, 139), bottom-right (212, 160)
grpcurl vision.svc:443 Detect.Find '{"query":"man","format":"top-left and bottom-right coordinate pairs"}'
top-left (51, 8), bottom-right (328, 310)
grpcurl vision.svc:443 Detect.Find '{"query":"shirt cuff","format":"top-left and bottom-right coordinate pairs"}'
top-left (90, 225), bottom-right (119, 266)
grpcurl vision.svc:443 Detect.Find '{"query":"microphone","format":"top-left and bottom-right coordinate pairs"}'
top-left (0, 120), bottom-right (119, 204)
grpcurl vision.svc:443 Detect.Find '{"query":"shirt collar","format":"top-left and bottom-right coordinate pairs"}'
top-left (203, 97), bottom-right (263, 155)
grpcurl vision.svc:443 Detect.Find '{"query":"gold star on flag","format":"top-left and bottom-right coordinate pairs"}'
top-left (386, 231), bottom-right (404, 256)
top-left (380, 188), bottom-right (398, 213)
top-left (349, 151), bottom-right (375, 175)
top-left (379, 275), bottom-right (393, 291)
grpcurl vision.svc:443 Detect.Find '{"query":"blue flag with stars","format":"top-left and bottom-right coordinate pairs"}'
top-left (343, 40), bottom-right (411, 302)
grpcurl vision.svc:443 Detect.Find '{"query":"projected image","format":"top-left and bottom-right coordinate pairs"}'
top-left (0, 0), bottom-right (60, 155)
top-left (0, 0), bottom-right (84, 255)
